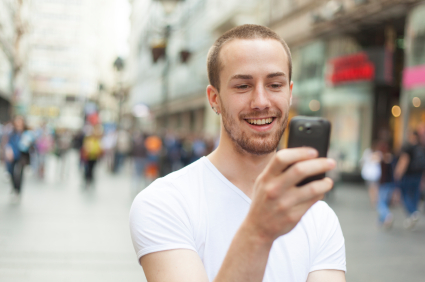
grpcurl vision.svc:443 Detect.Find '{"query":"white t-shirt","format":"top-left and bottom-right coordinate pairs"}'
top-left (129, 157), bottom-right (346, 281)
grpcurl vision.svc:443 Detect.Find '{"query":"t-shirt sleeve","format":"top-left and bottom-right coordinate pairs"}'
top-left (310, 202), bottom-right (346, 273)
top-left (129, 179), bottom-right (197, 263)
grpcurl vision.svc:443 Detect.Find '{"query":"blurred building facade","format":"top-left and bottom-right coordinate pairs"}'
top-left (26, 0), bottom-right (122, 129)
top-left (127, 0), bottom-right (425, 178)
top-left (0, 0), bottom-right (32, 123)
top-left (126, 0), bottom-right (270, 135)
top-left (270, 0), bottom-right (425, 178)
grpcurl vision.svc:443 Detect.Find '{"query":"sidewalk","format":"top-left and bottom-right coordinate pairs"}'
top-left (1, 153), bottom-right (425, 281)
top-left (0, 152), bottom-right (147, 282)
top-left (328, 183), bottom-right (425, 282)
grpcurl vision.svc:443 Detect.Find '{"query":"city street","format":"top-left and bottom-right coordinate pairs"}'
top-left (0, 152), bottom-right (147, 282)
top-left (1, 152), bottom-right (425, 282)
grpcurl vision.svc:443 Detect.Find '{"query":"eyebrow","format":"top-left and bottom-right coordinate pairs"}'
top-left (267, 72), bottom-right (286, 78)
top-left (230, 74), bottom-right (253, 80)
top-left (230, 72), bottom-right (286, 81)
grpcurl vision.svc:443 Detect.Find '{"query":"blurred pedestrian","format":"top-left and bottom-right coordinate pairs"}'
top-left (81, 125), bottom-right (103, 186)
top-left (101, 129), bottom-right (116, 171)
top-left (360, 142), bottom-right (382, 207)
top-left (35, 123), bottom-right (53, 179)
top-left (72, 129), bottom-right (85, 169)
top-left (113, 128), bottom-right (131, 173)
top-left (394, 127), bottom-right (425, 229)
top-left (376, 141), bottom-right (396, 229)
top-left (53, 128), bottom-right (72, 178)
top-left (4, 116), bottom-right (34, 202)
top-left (132, 131), bottom-right (148, 188)
top-left (191, 135), bottom-right (206, 163)
top-left (144, 133), bottom-right (162, 182)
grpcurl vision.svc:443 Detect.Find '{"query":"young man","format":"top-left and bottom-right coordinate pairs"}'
top-left (130, 25), bottom-right (346, 282)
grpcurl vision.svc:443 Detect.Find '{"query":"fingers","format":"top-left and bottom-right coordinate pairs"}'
top-left (264, 148), bottom-right (318, 177)
top-left (278, 158), bottom-right (335, 188)
top-left (275, 177), bottom-right (333, 209)
top-left (293, 177), bottom-right (333, 203)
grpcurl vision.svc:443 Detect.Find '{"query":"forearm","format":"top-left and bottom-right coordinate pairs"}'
top-left (394, 154), bottom-right (409, 180)
top-left (213, 220), bottom-right (273, 282)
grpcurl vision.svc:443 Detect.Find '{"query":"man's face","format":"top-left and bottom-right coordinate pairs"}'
top-left (216, 39), bottom-right (292, 155)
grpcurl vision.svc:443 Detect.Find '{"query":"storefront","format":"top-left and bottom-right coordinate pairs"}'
top-left (283, 41), bottom-right (326, 147)
top-left (291, 41), bottom-right (326, 116)
top-left (401, 3), bottom-right (425, 146)
top-left (0, 95), bottom-right (11, 123)
top-left (321, 37), bottom-right (375, 176)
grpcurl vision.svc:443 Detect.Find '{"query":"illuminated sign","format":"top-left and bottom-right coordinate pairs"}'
top-left (403, 64), bottom-right (425, 90)
top-left (327, 52), bottom-right (375, 85)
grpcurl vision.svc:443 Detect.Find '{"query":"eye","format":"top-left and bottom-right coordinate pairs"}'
top-left (236, 84), bottom-right (250, 89)
top-left (270, 83), bottom-right (283, 89)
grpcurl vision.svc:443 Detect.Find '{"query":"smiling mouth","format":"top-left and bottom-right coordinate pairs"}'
top-left (245, 117), bottom-right (274, 125)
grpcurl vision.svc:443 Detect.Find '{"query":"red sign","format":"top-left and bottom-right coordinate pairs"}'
top-left (328, 52), bottom-right (375, 85)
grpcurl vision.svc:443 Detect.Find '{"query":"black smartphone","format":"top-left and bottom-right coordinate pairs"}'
top-left (287, 116), bottom-right (331, 186)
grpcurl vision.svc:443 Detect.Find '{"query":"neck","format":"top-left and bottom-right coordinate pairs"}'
top-left (207, 128), bottom-right (276, 198)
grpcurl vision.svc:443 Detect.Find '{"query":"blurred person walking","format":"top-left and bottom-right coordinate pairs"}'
top-left (144, 134), bottom-right (162, 182)
top-left (191, 135), bottom-right (207, 163)
top-left (394, 127), bottom-right (425, 229)
top-left (163, 131), bottom-right (182, 174)
top-left (101, 129), bottom-right (117, 171)
top-left (53, 128), bottom-right (72, 178)
top-left (4, 116), bottom-right (34, 201)
top-left (113, 128), bottom-right (131, 173)
top-left (132, 131), bottom-right (148, 188)
top-left (81, 126), bottom-right (103, 186)
top-left (35, 124), bottom-right (53, 179)
top-left (72, 129), bottom-right (85, 169)
top-left (376, 141), bottom-right (396, 228)
top-left (360, 143), bottom-right (382, 207)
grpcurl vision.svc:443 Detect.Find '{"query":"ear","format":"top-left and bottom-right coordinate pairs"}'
top-left (206, 85), bottom-right (221, 114)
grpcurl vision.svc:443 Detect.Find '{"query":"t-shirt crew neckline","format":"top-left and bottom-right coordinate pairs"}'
top-left (201, 156), bottom-right (252, 204)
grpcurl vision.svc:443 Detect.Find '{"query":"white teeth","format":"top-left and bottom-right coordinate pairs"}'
top-left (247, 118), bottom-right (273, 125)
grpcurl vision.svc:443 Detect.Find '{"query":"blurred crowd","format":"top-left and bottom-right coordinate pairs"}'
top-left (3, 114), bottom-right (425, 229)
top-left (0, 116), bottom-right (217, 202)
top-left (360, 125), bottom-right (425, 230)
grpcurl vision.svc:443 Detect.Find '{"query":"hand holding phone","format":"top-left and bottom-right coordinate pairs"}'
top-left (287, 116), bottom-right (331, 186)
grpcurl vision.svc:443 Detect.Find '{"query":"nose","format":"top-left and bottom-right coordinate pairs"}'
top-left (250, 83), bottom-right (271, 110)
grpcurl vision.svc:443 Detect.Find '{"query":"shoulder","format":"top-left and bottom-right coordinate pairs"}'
top-left (131, 159), bottom-right (206, 214)
top-left (307, 201), bottom-right (337, 218)
top-left (401, 143), bottom-right (414, 154)
top-left (302, 201), bottom-right (341, 234)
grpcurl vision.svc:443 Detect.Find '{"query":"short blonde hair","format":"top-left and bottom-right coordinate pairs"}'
top-left (207, 24), bottom-right (292, 92)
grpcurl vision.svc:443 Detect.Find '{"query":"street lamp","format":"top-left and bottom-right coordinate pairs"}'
top-left (151, 0), bottom-right (185, 129)
top-left (113, 57), bottom-right (126, 127)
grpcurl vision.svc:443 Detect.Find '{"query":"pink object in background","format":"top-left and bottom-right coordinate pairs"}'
top-left (403, 64), bottom-right (425, 89)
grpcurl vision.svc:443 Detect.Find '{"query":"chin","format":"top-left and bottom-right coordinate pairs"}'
top-left (236, 135), bottom-right (280, 155)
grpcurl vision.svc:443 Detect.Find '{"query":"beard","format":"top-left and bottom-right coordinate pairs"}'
top-left (221, 105), bottom-right (288, 155)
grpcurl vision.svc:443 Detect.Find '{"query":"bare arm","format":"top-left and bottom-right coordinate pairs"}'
top-left (141, 148), bottom-right (339, 282)
top-left (307, 270), bottom-right (346, 282)
top-left (394, 153), bottom-right (410, 181)
top-left (141, 250), bottom-right (209, 282)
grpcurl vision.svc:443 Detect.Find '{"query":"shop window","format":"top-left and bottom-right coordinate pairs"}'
top-left (411, 33), bottom-right (425, 66)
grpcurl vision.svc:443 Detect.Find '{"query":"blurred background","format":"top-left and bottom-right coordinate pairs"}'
top-left (1, 0), bottom-right (425, 281)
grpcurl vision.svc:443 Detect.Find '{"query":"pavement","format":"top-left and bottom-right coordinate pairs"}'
top-left (0, 152), bottom-right (147, 282)
top-left (1, 152), bottom-right (425, 282)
